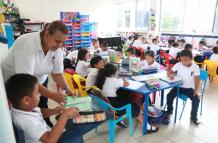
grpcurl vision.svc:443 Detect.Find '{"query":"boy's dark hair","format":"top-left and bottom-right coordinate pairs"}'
top-left (212, 46), bottom-right (218, 54)
top-left (179, 50), bottom-right (193, 59)
top-left (90, 56), bottom-right (103, 68)
top-left (95, 63), bottom-right (117, 90)
top-left (145, 50), bottom-right (155, 58)
top-left (76, 48), bottom-right (89, 67)
top-left (199, 40), bottom-right (206, 46)
top-left (127, 48), bottom-right (136, 54)
top-left (100, 40), bottom-right (108, 48)
top-left (128, 36), bottom-right (133, 40)
top-left (5, 74), bottom-right (38, 108)
top-left (168, 39), bottom-right (175, 45)
top-left (173, 42), bottom-right (179, 48)
top-left (152, 38), bottom-right (157, 43)
top-left (184, 43), bottom-right (193, 50)
top-left (179, 39), bottom-right (186, 43)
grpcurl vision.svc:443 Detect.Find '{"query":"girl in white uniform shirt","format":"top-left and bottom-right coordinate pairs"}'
top-left (75, 48), bottom-right (90, 77)
top-left (132, 34), bottom-right (142, 48)
top-left (0, 21), bottom-right (75, 126)
top-left (140, 50), bottom-right (160, 70)
top-left (169, 43), bottom-right (181, 59)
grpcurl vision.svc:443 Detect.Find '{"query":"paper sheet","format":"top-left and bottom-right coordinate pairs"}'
top-left (126, 80), bottom-right (145, 90)
top-left (131, 71), bottom-right (167, 81)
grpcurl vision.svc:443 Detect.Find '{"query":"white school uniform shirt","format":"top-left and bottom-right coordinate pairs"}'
top-left (132, 40), bottom-right (142, 48)
top-left (11, 107), bottom-right (50, 143)
top-left (102, 77), bottom-right (124, 97)
top-left (210, 54), bottom-right (218, 62)
top-left (0, 32), bottom-right (63, 84)
top-left (76, 60), bottom-right (89, 77)
top-left (149, 44), bottom-right (160, 55)
top-left (172, 62), bottom-right (200, 89)
top-left (66, 50), bottom-right (78, 61)
top-left (86, 68), bottom-right (98, 87)
top-left (169, 47), bottom-right (181, 58)
top-left (139, 60), bottom-right (160, 70)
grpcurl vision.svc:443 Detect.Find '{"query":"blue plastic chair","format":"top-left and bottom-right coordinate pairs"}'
top-left (179, 69), bottom-right (208, 120)
top-left (89, 94), bottom-right (133, 143)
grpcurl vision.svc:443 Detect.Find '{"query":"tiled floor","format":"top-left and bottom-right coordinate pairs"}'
top-left (83, 82), bottom-right (218, 143)
top-left (49, 81), bottom-right (218, 143)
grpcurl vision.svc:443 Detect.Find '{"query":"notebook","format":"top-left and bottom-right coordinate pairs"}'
top-left (64, 96), bottom-right (92, 111)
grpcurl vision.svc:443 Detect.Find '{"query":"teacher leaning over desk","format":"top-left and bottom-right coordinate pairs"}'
top-left (0, 20), bottom-right (74, 126)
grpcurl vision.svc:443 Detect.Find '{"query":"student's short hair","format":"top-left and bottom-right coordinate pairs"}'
top-left (213, 46), bottom-right (218, 54)
top-left (179, 39), bottom-right (186, 43)
top-left (184, 43), bottom-right (193, 50)
top-left (5, 74), bottom-right (38, 108)
top-left (179, 50), bottom-right (193, 59)
top-left (128, 36), bottom-right (133, 40)
top-left (127, 48), bottom-right (136, 54)
top-left (100, 40), bottom-right (108, 47)
top-left (90, 56), bottom-right (103, 68)
top-left (199, 40), bottom-right (206, 46)
top-left (45, 20), bottom-right (68, 35)
top-left (152, 38), bottom-right (157, 43)
top-left (173, 42), bottom-right (179, 48)
top-left (145, 50), bottom-right (155, 58)
top-left (168, 39), bottom-right (175, 45)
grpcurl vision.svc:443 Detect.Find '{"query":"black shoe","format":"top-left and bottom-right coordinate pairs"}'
top-left (147, 126), bottom-right (159, 134)
top-left (190, 117), bottom-right (201, 125)
top-left (167, 110), bottom-right (173, 115)
top-left (117, 121), bottom-right (127, 128)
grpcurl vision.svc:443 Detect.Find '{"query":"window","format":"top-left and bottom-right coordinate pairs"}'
top-left (213, 1), bottom-right (218, 33)
top-left (160, 0), bottom-right (185, 32)
top-left (160, 0), bottom-right (217, 34)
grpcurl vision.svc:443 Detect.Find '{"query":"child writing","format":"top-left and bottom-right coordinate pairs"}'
top-left (6, 74), bottom-right (81, 143)
top-left (86, 56), bottom-right (104, 87)
top-left (139, 50), bottom-right (160, 71)
top-left (166, 50), bottom-right (200, 125)
top-left (75, 48), bottom-right (90, 77)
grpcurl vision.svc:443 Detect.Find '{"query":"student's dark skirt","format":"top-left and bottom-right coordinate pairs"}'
top-left (107, 89), bottom-right (140, 117)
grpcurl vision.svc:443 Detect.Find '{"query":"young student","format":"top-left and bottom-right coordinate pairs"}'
top-left (89, 39), bottom-right (101, 55)
top-left (99, 40), bottom-right (109, 56)
top-left (126, 36), bottom-right (134, 48)
top-left (132, 34), bottom-right (142, 48)
top-left (6, 74), bottom-right (81, 143)
top-left (141, 37), bottom-right (148, 50)
top-left (149, 38), bottom-right (160, 55)
top-left (75, 48), bottom-right (90, 77)
top-left (184, 43), bottom-right (196, 57)
top-left (139, 50), bottom-right (160, 70)
top-left (198, 40), bottom-right (208, 51)
top-left (95, 63), bottom-right (159, 132)
top-left (210, 46), bottom-right (218, 62)
top-left (86, 56), bottom-right (104, 87)
top-left (127, 48), bottom-right (137, 58)
top-left (179, 39), bottom-right (186, 49)
top-left (168, 39), bottom-right (175, 48)
top-left (166, 50), bottom-right (200, 125)
top-left (169, 42), bottom-right (181, 59)
top-left (64, 49), bottom-right (78, 70)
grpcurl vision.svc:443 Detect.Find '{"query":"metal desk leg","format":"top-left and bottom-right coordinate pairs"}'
top-left (161, 90), bottom-right (164, 107)
top-left (174, 87), bottom-right (179, 124)
top-left (143, 94), bottom-right (149, 135)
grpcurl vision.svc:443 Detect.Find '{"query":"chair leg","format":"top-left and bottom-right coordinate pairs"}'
top-left (128, 116), bottom-right (133, 137)
top-left (179, 101), bottom-right (187, 120)
top-left (108, 121), bottom-right (115, 143)
top-left (200, 94), bottom-right (204, 116)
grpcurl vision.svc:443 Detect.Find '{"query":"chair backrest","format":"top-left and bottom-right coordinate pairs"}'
top-left (89, 94), bottom-right (112, 110)
top-left (204, 60), bottom-right (218, 76)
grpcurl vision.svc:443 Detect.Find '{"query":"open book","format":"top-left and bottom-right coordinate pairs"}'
top-left (73, 111), bottom-right (106, 124)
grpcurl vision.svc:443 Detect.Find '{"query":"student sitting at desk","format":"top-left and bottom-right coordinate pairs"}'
top-left (139, 50), bottom-right (160, 71)
top-left (197, 40), bottom-right (209, 51)
top-left (178, 39), bottom-right (186, 49)
top-left (127, 48), bottom-right (137, 58)
top-left (99, 41), bottom-right (109, 56)
top-left (166, 50), bottom-right (200, 125)
top-left (75, 48), bottom-right (90, 77)
top-left (149, 38), bottom-right (160, 55)
top-left (132, 34), bottom-right (142, 48)
top-left (6, 74), bottom-right (81, 143)
top-left (86, 56), bottom-right (104, 87)
top-left (210, 46), bottom-right (218, 62)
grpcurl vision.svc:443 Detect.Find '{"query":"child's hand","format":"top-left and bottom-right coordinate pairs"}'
top-left (63, 107), bottom-right (80, 119)
top-left (123, 80), bottom-right (129, 87)
top-left (167, 72), bottom-right (174, 80)
top-left (53, 107), bottom-right (64, 115)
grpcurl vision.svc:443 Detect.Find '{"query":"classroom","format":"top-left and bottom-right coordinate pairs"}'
top-left (1, 0), bottom-right (218, 143)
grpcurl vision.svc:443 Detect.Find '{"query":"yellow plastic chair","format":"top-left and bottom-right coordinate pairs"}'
top-left (64, 73), bottom-right (94, 96)
top-left (204, 60), bottom-right (218, 84)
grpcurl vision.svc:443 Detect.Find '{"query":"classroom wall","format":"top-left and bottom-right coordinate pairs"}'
top-left (13, 0), bottom-right (117, 35)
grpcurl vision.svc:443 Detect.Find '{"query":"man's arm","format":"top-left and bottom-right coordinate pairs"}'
top-left (41, 107), bottom-right (63, 118)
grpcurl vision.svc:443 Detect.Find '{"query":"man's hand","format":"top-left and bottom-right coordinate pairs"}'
top-left (63, 107), bottom-right (80, 119)
top-left (50, 92), bottom-right (67, 106)
top-left (65, 89), bottom-right (76, 97)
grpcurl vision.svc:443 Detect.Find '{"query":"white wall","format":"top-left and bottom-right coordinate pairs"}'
top-left (0, 68), bottom-right (16, 143)
top-left (13, 0), bottom-right (117, 35)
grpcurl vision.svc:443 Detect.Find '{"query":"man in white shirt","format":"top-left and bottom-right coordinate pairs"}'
top-left (166, 50), bottom-right (200, 125)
